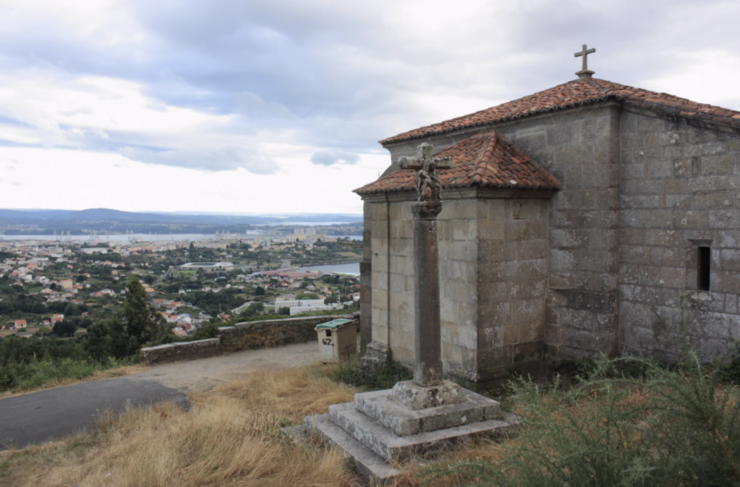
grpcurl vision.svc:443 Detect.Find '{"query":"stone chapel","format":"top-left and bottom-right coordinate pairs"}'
top-left (355, 54), bottom-right (740, 385)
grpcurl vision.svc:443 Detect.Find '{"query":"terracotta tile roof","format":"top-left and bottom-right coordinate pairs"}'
top-left (380, 77), bottom-right (740, 145)
top-left (355, 132), bottom-right (560, 195)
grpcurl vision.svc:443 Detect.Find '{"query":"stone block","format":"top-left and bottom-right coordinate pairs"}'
top-left (389, 203), bottom-right (403, 221)
top-left (689, 176), bottom-right (731, 192)
top-left (621, 113), bottom-right (638, 134)
top-left (636, 116), bottom-right (665, 133)
top-left (550, 249), bottom-right (577, 272)
top-left (505, 219), bottom-right (548, 240)
top-left (479, 240), bottom-right (506, 265)
top-left (650, 209), bottom-right (673, 228)
top-left (478, 301), bottom-right (512, 329)
top-left (479, 199), bottom-right (507, 220)
top-left (702, 154), bottom-right (735, 175)
top-left (478, 219), bottom-right (506, 240)
top-left (664, 178), bottom-right (688, 193)
top-left (692, 192), bottom-right (735, 209)
top-left (440, 200), bottom-right (478, 220)
top-left (647, 160), bottom-right (673, 178)
top-left (673, 210), bottom-right (707, 229)
top-left (354, 386), bottom-right (502, 436)
top-left (622, 162), bottom-right (646, 179)
top-left (673, 158), bottom-right (691, 177)
top-left (582, 164), bottom-right (613, 187)
top-left (511, 298), bottom-right (546, 325)
top-left (478, 345), bottom-right (513, 370)
top-left (581, 116), bottom-right (610, 141)
top-left (546, 124), bottom-right (576, 146)
top-left (720, 249), bottom-right (740, 271)
top-left (505, 239), bottom-right (548, 261)
top-left (372, 270), bottom-right (388, 291)
top-left (708, 209), bottom-right (740, 229)
top-left (371, 203), bottom-right (388, 221)
top-left (622, 179), bottom-right (664, 194)
top-left (510, 200), bottom-right (542, 220)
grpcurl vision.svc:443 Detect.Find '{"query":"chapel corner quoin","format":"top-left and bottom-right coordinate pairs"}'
top-left (355, 72), bottom-right (740, 386)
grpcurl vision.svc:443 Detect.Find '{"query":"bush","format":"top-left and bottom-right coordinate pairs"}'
top-left (331, 357), bottom-right (412, 391)
top-left (421, 353), bottom-right (740, 487)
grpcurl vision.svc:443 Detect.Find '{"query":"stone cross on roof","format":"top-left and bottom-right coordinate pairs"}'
top-left (574, 43), bottom-right (596, 79)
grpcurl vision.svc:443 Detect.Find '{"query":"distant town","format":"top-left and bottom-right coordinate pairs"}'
top-left (0, 224), bottom-right (362, 339)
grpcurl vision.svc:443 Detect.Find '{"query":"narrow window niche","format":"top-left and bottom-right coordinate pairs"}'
top-left (698, 246), bottom-right (711, 291)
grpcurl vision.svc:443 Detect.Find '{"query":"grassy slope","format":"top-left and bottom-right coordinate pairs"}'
top-left (0, 365), bottom-right (357, 487)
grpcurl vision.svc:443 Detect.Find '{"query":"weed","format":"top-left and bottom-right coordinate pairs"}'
top-left (331, 356), bottom-right (412, 391)
top-left (420, 353), bottom-right (740, 487)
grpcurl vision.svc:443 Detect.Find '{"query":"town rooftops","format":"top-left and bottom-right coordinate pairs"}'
top-left (355, 132), bottom-right (560, 196)
top-left (380, 77), bottom-right (740, 145)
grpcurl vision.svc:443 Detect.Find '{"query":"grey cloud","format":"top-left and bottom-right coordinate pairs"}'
top-left (311, 151), bottom-right (360, 166)
top-left (120, 146), bottom-right (279, 174)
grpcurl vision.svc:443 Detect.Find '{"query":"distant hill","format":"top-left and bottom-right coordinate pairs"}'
top-left (0, 208), bottom-right (362, 225)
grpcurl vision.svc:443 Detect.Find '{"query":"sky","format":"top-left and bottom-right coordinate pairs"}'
top-left (0, 0), bottom-right (739, 215)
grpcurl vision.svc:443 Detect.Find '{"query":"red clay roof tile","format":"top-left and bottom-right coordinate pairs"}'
top-left (380, 77), bottom-right (740, 145)
top-left (355, 132), bottom-right (560, 195)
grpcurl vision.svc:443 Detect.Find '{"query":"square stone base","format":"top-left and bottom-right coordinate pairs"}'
top-left (355, 385), bottom-right (501, 436)
top-left (296, 385), bottom-right (516, 484)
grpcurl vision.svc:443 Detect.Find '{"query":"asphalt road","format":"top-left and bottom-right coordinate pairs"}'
top-left (0, 342), bottom-right (323, 450)
top-left (0, 376), bottom-right (187, 450)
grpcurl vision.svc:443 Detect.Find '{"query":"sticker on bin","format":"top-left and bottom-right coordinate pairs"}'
top-left (321, 337), bottom-right (334, 358)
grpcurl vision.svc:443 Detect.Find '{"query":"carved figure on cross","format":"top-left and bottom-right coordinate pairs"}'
top-left (398, 143), bottom-right (452, 210)
top-left (574, 44), bottom-right (596, 78)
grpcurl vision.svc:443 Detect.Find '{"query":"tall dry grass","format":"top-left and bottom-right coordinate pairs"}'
top-left (0, 364), bottom-right (357, 487)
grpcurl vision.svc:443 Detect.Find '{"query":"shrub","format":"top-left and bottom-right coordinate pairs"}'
top-left (421, 353), bottom-right (740, 487)
top-left (331, 357), bottom-right (412, 391)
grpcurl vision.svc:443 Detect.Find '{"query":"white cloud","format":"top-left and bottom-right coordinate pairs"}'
top-left (310, 151), bottom-right (360, 166)
top-left (0, 0), bottom-right (739, 213)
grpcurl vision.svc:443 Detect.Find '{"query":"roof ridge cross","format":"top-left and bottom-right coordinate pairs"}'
top-left (574, 44), bottom-right (596, 79)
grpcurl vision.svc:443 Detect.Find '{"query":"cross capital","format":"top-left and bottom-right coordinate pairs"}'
top-left (574, 43), bottom-right (596, 78)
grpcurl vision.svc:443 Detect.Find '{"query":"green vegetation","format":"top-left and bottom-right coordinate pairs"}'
top-left (331, 356), bottom-right (413, 391)
top-left (421, 352), bottom-right (740, 487)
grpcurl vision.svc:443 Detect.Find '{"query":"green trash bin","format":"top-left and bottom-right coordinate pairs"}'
top-left (315, 319), bottom-right (356, 362)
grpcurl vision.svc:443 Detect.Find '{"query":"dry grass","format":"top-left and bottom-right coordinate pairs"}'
top-left (0, 364), bottom-right (357, 487)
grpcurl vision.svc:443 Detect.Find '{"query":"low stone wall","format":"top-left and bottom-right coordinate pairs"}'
top-left (140, 313), bottom-right (358, 364)
top-left (140, 338), bottom-right (221, 364)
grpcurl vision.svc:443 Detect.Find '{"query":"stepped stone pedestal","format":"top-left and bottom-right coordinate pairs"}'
top-left (294, 381), bottom-right (515, 484)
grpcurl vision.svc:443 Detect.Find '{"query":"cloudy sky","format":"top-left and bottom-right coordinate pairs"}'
top-left (0, 0), bottom-right (739, 215)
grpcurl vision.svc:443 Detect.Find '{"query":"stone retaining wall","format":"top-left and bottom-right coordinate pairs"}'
top-left (140, 313), bottom-right (358, 364)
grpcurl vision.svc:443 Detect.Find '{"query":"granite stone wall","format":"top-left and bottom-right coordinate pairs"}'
top-left (618, 110), bottom-right (740, 362)
top-left (140, 314), bottom-right (357, 364)
top-left (383, 104), bottom-right (623, 364)
top-left (366, 101), bottom-right (740, 381)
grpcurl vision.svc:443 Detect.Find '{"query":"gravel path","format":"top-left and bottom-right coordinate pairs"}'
top-left (134, 342), bottom-right (325, 391)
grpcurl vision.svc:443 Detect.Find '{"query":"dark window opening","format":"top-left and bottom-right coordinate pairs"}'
top-left (698, 246), bottom-right (711, 291)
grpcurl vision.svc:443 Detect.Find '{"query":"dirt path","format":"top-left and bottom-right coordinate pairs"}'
top-left (133, 342), bottom-right (324, 392)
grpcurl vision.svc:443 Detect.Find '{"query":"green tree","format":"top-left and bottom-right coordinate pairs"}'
top-left (106, 317), bottom-right (133, 359)
top-left (52, 320), bottom-right (77, 338)
top-left (254, 286), bottom-right (266, 296)
top-left (123, 274), bottom-right (169, 348)
top-left (85, 321), bottom-right (110, 363)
